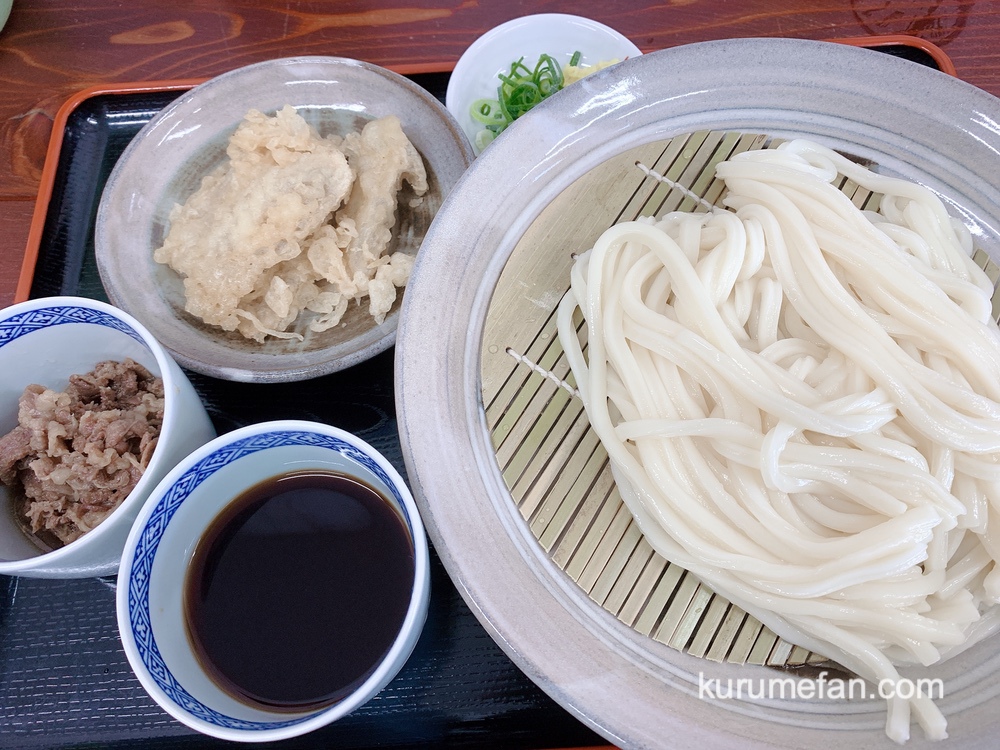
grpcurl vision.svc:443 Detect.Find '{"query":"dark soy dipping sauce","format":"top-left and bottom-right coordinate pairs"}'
top-left (184, 469), bottom-right (415, 712)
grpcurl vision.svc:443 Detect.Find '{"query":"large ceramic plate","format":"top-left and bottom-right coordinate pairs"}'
top-left (395, 38), bottom-right (1000, 748)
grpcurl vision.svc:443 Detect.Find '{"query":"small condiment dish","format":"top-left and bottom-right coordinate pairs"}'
top-left (0, 296), bottom-right (215, 578)
top-left (445, 13), bottom-right (642, 153)
top-left (116, 419), bottom-right (430, 742)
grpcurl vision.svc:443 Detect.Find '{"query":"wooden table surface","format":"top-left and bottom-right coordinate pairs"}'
top-left (0, 0), bottom-right (998, 306)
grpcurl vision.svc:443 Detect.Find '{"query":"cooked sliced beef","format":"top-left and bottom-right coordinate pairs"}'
top-left (0, 359), bottom-right (165, 547)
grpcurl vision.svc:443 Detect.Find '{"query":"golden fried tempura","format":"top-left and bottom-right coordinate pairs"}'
top-left (154, 106), bottom-right (427, 341)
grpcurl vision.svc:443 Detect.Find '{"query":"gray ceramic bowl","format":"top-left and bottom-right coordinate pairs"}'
top-left (96, 57), bottom-right (473, 383)
top-left (397, 38), bottom-right (1000, 749)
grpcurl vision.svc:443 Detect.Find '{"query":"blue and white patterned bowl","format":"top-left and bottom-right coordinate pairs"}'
top-left (116, 420), bottom-right (430, 742)
top-left (0, 296), bottom-right (215, 578)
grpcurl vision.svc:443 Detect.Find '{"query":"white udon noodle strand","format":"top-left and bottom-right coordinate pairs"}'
top-left (556, 139), bottom-right (1000, 744)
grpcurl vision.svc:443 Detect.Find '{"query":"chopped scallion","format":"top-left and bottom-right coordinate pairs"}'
top-left (468, 50), bottom-right (577, 153)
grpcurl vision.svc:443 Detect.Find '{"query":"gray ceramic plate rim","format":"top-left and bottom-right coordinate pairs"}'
top-left (96, 56), bottom-right (473, 383)
top-left (395, 38), bottom-right (1000, 749)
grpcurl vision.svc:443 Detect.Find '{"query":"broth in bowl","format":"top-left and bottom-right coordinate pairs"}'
top-left (184, 469), bottom-right (415, 712)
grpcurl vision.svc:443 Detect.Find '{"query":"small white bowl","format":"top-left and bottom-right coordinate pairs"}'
top-left (0, 0), bottom-right (12, 35)
top-left (0, 296), bottom-right (215, 578)
top-left (96, 56), bottom-right (473, 383)
top-left (445, 13), bottom-right (642, 153)
top-left (117, 420), bottom-right (430, 742)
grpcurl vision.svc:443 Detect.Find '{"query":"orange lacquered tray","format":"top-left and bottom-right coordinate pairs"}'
top-left (11, 35), bottom-right (954, 749)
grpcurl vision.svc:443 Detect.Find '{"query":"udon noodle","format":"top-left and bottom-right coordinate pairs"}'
top-left (556, 139), bottom-right (1000, 743)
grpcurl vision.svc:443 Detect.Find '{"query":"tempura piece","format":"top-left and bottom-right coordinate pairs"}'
top-left (334, 115), bottom-right (428, 324)
top-left (154, 106), bottom-right (354, 338)
top-left (155, 105), bottom-right (428, 340)
top-left (245, 115), bottom-right (428, 333)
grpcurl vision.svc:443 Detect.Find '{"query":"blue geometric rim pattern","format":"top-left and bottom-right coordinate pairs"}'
top-left (127, 430), bottom-right (412, 731)
top-left (0, 305), bottom-right (149, 349)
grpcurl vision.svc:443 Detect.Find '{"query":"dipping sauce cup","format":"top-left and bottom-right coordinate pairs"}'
top-left (116, 420), bottom-right (430, 742)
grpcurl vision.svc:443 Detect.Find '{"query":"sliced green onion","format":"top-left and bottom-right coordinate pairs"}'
top-left (534, 54), bottom-right (563, 90)
top-left (470, 98), bottom-right (508, 126)
top-left (569, 50), bottom-right (582, 66)
top-left (504, 81), bottom-right (541, 118)
top-left (474, 128), bottom-right (496, 152)
top-left (496, 83), bottom-right (514, 123)
top-left (468, 50), bottom-right (576, 153)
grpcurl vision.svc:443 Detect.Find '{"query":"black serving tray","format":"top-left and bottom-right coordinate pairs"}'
top-left (4, 72), bottom-right (608, 750)
top-left (5, 43), bottom-right (949, 750)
